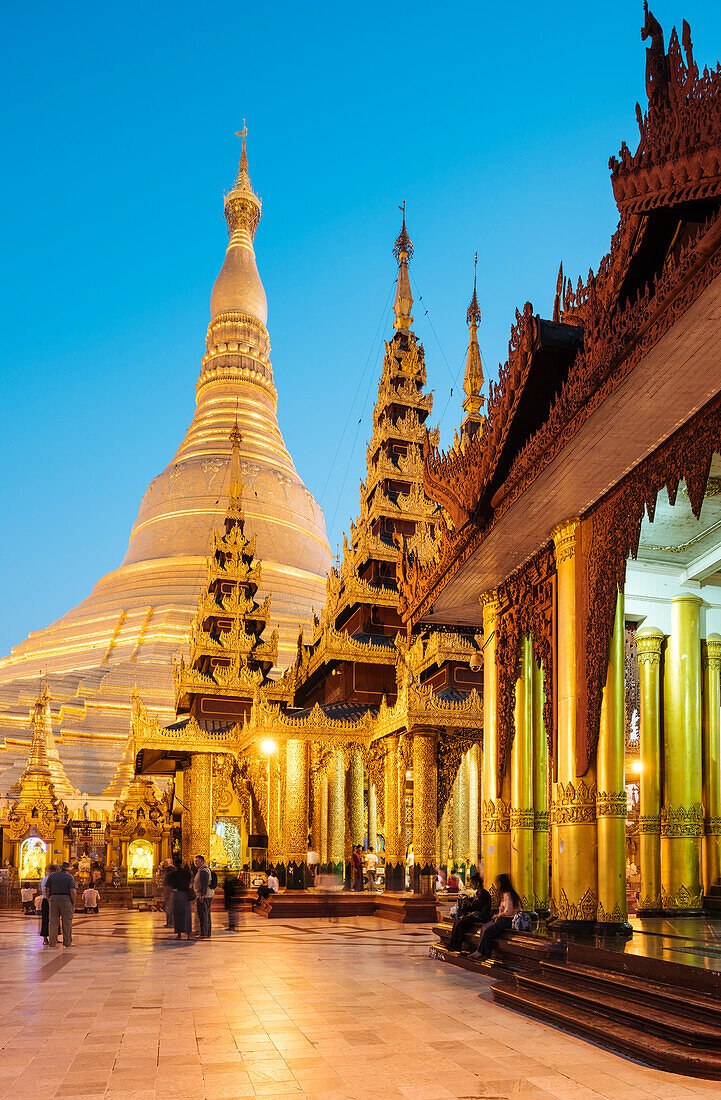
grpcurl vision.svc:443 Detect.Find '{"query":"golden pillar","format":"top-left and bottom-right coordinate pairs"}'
top-left (310, 754), bottom-right (323, 856)
top-left (412, 731), bottom-right (437, 892)
top-left (187, 752), bottom-right (213, 862)
top-left (596, 589), bottom-right (629, 931)
top-left (635, 626), bottom-right (663, 914)
top-left (368, 783), bottom-right (378, 854)
top-left (532, 660), bottom-right (549, 913)
top-left (511, 633), bottom-right (534, 909)
top-left (320, 770), bottom-right (329, 869)
top-left (551, 518), bottom-right (597, 927)
top-left (703, 634), bottom-right (721, 893)
top-left (267, 752), bottom-right (283, 874)
top-left (384, 735), bottom-right (403, 890)
top-left (438, 802), bottom-right (449, 874)
top-left (349, 750), bottom-right (364, 848)
top-left (468, 744), bottom-right (480, 876)
top-left (452, 752), bottom-right (469, 878)
top-left (328, 749), bottom-right (345, 877)
top-left (481, 590), bottom-right (511, 904)
top-left (662, 594), bottom-right (703, 912)
top-left (284, 739), bottom-right (308, 889)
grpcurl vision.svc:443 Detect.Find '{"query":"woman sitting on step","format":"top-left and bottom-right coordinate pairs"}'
top-left (469, 874), bottom-right (521, 961)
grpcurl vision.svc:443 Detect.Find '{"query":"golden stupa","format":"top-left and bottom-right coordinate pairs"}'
top-left (0, 128), bottom-right (331, 793)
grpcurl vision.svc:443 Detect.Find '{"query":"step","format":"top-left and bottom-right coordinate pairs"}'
top-left (491, 980), bottom-right (721, 1079)
top-left (543, 959), bottom-right (721, 1026)
top-left (515, 969), bottom-right (721, 1047)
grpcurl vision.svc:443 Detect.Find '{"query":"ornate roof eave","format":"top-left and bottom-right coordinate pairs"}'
top-left (408, 630), bottom-right (483, 678)
top-left (610, 12), bottom-right (721, 215)
top-left (400, 204), bottom-right (721, 627)
top-left (306, 626), bottom-right (397, 678)
top-left (372, 680), bottom-right (483, 741)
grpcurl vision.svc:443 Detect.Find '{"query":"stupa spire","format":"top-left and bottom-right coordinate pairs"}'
top-left (462, 253), bottom-right (485, 438)
top-left (393, 202), bottom-right (414, 332)
top-left (209, 123), bottom-right (268, 326)
top-left (26, 681), bottom-right (52, 778)
top-left (226, 413), bottom-right (245, 532)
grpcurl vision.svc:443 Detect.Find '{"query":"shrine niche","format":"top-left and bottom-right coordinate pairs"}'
top-left (19, 837), bottom-right (47, 880)
top-left (128, 838), bottom-right (154, 880)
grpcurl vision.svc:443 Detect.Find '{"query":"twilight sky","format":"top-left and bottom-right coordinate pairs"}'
top-left (1, 0), bottom-right (720, 657)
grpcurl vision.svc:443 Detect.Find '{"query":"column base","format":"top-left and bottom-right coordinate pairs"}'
top-left (327, 860), bottom-right (344, 878)
top-left (547, 919), bottom-right (597, 937)
top-left (385, 862), bottom-right (405, 891)
top-left (286, 861), bottom-right (307, 890)
top-left (662, 906), bottom-right (704, 917)
top-left (636, 906), bottom-right (665, 917)
top-left (412, 863), bottom-right (436, 894)
top-left (594, 921), bottom-right (633, 939)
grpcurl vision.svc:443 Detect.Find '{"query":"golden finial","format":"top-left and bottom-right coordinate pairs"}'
top-left (227, 408), bottom-right (245, 526)
top-left (393, 203), bottom-right (414, 331)
top-left (463, 252), bottom-right (484, 424)
top-left (393, 200), bottom-right (414, 262)
top-left (467, 251), bottom-right (481, 327)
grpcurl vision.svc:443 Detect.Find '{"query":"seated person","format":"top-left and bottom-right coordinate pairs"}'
top-left (446, 869), bottom-right (462, 892)
top-left (470, 874), bottom-right (522, 961)
top-left (448, 874), bottom-right (492, 952)
top-left (82, 885), bottom-right (100, 914)
top-left (21, 884), bottom-right (36, 914)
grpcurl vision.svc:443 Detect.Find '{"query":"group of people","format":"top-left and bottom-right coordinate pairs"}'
top-left (447, 872), bottom-right (527, 961)
top-left (160, 854), bottom-right (218, 940)
top-left (21, 864), bottom-right (103, 948)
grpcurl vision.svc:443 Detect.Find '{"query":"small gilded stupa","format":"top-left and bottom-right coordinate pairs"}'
top-left (0, 127), bottom-right (331, 793)
top-left (174, 417), bottom-right (293, 727)
top-left (5, 685), bottom-right (70, 846)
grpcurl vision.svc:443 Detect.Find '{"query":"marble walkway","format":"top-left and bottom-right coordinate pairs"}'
top-left (0, 908), bottom-right (719, 1099)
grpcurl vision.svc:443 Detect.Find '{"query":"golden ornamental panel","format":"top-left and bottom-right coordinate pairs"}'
top-left (638, 813), bottom-right (662, 834)
top-left (660, 803), bottom-right (704, 838)
top-left (551, 779), bottom-right (597, 826)
top-left (596, 789), bottom-right (628, 818)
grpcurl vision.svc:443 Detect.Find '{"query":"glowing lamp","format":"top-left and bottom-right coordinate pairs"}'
top-left (260, 738), bottom-right (277, 755)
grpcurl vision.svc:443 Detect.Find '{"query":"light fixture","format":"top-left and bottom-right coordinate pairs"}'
top-left (260, 739), bottom-right (277, 755)
top-left (630, 760), bottom-right (642, 774)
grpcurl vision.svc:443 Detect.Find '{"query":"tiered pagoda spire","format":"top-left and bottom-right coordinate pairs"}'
top-left (462, 254), bottom-right (485, 441)
top-left (294, 210), bottom-right (441, 706)
top-left (10, 681), bottom-right (77, 800)
top-left (102, 684), bottom-right (143, 800)
top-left (6, 684), bottom-right (67, 843)
top-left (174, 421), bottom-right (286, 723)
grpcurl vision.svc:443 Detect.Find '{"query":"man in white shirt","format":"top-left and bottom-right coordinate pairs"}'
top-left (82, 886), bottom-right (100, 914)
top-left (21, 884), bottom-right (35, 914)
top-left (267, 872), bottom-right (279, 893)
top-left (365, 851), bottom-right (379, 892)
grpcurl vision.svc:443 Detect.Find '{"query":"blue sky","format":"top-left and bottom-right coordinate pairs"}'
top-left (2, 0), bottom-right (720, 657)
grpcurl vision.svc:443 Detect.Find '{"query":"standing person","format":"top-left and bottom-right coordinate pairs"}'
top-left (365, 849), bottom-right (378, 892)
top-left (193, 855), bottom-right (213, 939)
top-left (37, 864), bottom-right (55, 945)
top-left (351, 846), bottom-right (364, 891)
top-left (82, 884), bottom-right (100, 914)
top-left (448, 874), bottom-right (492, 953)
top-left (161, 859), bottom-right (174, 928)
top-left (470, 874), bottom-right (522, 961)
top-left (45, 862), bottom-right (76, 948)
top-left (168, 857), bottom-right (192, 940)
top-left (21, 882), bottom-right (35, 914)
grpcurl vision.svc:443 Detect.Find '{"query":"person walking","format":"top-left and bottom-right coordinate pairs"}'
top-left (46, 862), bottom-right (76, 948)
top-left (470, 873), bottom-right (522, 961)
top-left (168, 857), bottom-right (193, 940)
top-left (193, 855), bottom-right (213, 939)
top-left (224, 874), bottom-right (245, 931)
top-left (161, 859), bottom-right (174, 927)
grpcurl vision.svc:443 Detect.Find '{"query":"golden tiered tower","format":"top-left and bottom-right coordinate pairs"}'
top-left (295, 209), bottom-right (441, 710)
top-left (174, 419), bottom-right (293, 725)
top-left (0, 130), bottom-right (331, 794)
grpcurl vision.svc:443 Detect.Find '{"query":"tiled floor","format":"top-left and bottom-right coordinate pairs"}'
top-left (0, 909), bottom-right (719, 1099)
